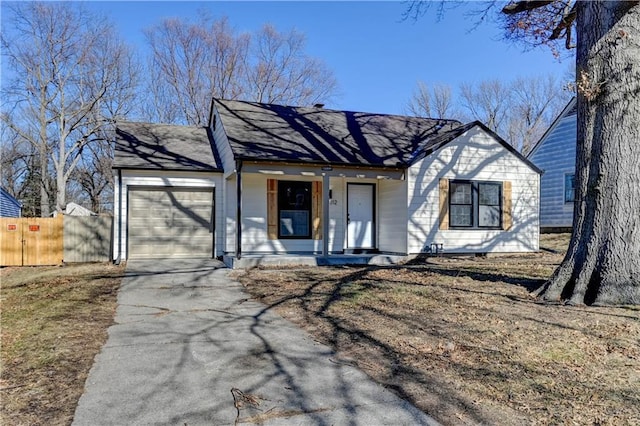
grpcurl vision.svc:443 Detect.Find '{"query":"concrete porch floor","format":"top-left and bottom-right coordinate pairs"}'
top-left (223, 253), bottom-right (409, 269)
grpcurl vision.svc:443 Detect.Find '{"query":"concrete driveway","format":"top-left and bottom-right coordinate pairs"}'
top-left (73, 259), bottom-right (438, 425)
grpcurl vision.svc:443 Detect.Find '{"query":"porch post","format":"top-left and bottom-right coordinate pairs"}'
top-left (322, 173), bottom-right (330, 257)
top-left (235, 161), bottom-right (242, 260)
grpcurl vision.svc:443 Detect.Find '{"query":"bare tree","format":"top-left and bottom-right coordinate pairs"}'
top-left (143, 18), bottom-right (338, 125)
top-left (144, 17), bottom-right (249, 125)
top-left (508, 74), bottom-right (569, 153)
top-left (406, 81), bottom-right (456, 119)
top-left (1, 2), bottom-right (137, 215)
top-left (245, 24), bottom-right (338, 106)
top-left (0, 128), bottom-right (38, 215)
top-left (406, 75), bottom-right (569, 152)
top-left (459, 79), bottom-right (512, 132)
top-left (407, 0), bottom-right (640, 305)
top-left (71, 139), bottom-right (114, 213)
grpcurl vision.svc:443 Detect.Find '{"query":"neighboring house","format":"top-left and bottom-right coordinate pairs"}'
top-left (0, 187), bottom-right (22, 217)
top-left (113, 99), bottom-right (541, 263)
top-left (528, 98), bottom-right (577, 231)
top-left (53, 202), bottom-right (97, 217)
top-left (65, 202), bottom-right (96, 216)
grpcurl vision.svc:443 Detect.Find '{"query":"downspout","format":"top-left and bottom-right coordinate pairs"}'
top-left (235, 160), bottom-right (243, 260)
top-left (114, 168), bottom-right (123, 265)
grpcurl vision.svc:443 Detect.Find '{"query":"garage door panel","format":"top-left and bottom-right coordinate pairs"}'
top-left (170, 191), bottom-right (210, 201)
top-left (128, 188), bottom-right (214, 259)
top-left (171, 214), bottom-right (211, 227)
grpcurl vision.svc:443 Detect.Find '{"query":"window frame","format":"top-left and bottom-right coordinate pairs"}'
top-left (564, 173), bottom-right (576, 203)
top-left (448, 180), bottom-right (503, 230)
top-left (449, 181), bottom-right (473, 228)
top-left (277, 180), bottom-right (312, 239)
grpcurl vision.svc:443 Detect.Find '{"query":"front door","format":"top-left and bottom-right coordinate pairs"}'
top-left (347, 183), bottom-right (375, 249)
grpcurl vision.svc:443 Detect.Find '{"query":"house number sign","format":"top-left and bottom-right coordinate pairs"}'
top-left (29, 225), bottom-right (40, 232)
top-left (7, 224), bottom-right (17, 231)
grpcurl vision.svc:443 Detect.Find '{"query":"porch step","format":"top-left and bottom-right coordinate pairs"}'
top-left (223, 254), bottom-right (408, 269)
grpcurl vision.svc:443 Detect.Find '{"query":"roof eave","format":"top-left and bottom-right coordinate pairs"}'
top-left (112, 165), bottom-right (224, 173)
top-left (234, 155), bottom-right (406, 170)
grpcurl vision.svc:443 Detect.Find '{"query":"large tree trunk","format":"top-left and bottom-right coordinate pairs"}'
top-left (536, 1), bottom-right (640, 305)
top-left (39, 147), bottom-right (51, 217)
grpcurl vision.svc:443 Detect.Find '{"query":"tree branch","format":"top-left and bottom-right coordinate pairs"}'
top-left (501, 1), bottom-right (554, 15)
top-left (549, 3), bottom-right (577, 41)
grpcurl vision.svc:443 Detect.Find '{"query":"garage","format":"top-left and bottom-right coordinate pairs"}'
top-left (128, 187), bottom-right (214, 258)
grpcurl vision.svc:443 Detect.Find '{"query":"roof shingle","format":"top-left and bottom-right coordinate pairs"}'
top-left (214, 99), bottom-right (462, 168)
top-left (114, 122), bottom-right (222, 171)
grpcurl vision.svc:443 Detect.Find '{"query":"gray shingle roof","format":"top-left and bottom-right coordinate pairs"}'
top-left (114, 122), bottom-right (222, 171)
top-left (214, 99), bottom-right (462, 168)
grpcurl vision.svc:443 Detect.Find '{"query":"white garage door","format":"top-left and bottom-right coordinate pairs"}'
top-left (128, 187), bottom-right (214, 258)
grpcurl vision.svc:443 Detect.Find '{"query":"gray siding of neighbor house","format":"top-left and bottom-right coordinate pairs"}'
top-left (529, 113), bottom-right (576, 229)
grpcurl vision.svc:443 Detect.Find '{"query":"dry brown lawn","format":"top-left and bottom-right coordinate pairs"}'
top-left (1, 263), bottom-right (124, 426)
top-left (237, 234), bottom-right (640, 425)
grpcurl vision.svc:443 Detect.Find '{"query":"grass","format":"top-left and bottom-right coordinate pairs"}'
top-left (237, 234), bottom-right (640, 425)
top-left (2, 236), bottom-right (638, 425)
top-left (1, 263), bottom-right (124, 426)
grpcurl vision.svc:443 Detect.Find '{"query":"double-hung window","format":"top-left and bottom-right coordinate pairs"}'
top-left (278, 181), bottom-right (312, 238)
top-left (449, 180), bottom-right (502, 229)
top-left (450, 182), bottom-right (473, 227)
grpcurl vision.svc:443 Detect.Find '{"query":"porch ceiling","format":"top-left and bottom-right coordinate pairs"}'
top-left (241, 162), bottom-right (405, 180)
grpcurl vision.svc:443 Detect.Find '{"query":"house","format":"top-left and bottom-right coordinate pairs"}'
top-left (527, 98), bottom-right (576, 232)
top-left (113, 99), bottom-right (541, 265)
top-left (65, 202), bottom-right (96, 216)
top-left (0, 187), bottom-right (22, 217)
top-left (52, 202), bottom-right (97, 217)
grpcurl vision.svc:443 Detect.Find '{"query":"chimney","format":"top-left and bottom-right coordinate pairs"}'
top-left (313, 103), bottom-right (325, 109)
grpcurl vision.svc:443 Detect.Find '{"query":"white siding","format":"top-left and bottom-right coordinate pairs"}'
top-left (407, 126), bottom-right (540, 253)
top-left (113, 170), bottom-right (223, 260)
top-left (238, 173), bottom-right (347, 253)
top-left (211, 106), bottom-right (236, 174)
top-left (529, 114), bottom-right (576, 228)
top-left (378, 179), bottom-right (407, 253)
top-left (225, 175), bottom-right (237, 253)
top-left (329, 178), bottom-right (345, 251)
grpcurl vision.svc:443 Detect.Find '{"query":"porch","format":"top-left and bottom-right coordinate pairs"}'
top-left (222, 252), bottom-right (409, 269)
top-left (226, 162), bottom-right (408, 258)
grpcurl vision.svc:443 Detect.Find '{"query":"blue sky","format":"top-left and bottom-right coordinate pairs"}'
top-left (5, 1), bottom-right (574, 115)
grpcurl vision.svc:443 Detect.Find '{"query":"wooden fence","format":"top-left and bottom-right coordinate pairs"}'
top-left (0, 215), bottom-right (112, 266)
top-left (0, 216), bottom-right (63, 266)
top-left (63, 215), bottom-right (112, 262)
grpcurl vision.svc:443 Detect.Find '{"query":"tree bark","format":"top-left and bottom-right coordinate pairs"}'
top-left (536, 1), bottom-right (640, 305)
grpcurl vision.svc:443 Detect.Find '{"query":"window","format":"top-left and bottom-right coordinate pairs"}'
top-left (478, 183), bottom-right (501, 227)
top-left (449, 180), bottom-right (502, 229)
top-left (450, 182), bottom-right (472, 227)
top-left (564, 173), bottom-right (575, 202)
top-left (278, 181), bottom-right (311, 238)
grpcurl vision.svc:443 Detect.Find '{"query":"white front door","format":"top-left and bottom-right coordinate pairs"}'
top-left (347, 183), bottom-right (375, 249)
